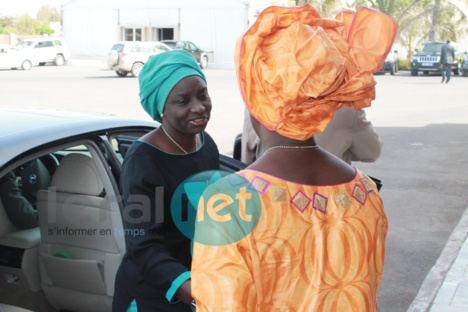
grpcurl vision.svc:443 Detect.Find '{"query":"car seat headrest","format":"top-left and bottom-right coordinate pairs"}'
top-left (51, 154), bottom-right (103, 196)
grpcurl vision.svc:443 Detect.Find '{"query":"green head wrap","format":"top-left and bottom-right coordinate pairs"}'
top-left (138, 50), bottom-right (206, 122)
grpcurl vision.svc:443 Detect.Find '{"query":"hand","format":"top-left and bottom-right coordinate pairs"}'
top-left (175, 280), bottom-right (193, 306)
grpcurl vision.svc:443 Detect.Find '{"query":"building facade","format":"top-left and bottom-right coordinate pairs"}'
top-left (61, 0), bottom-right (249, 67)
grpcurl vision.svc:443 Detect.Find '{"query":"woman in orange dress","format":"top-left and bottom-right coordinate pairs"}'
top-left (191, 4), bottom-right (398, 311)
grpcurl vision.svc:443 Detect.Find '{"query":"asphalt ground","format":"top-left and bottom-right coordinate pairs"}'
top-left (1, 60), bottom-right (467, 311)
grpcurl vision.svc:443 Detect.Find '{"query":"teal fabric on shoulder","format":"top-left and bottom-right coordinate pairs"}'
top-left (126, 299), bottom-right (137, 312)
top-left (138, 50), bottom-right (206, 122)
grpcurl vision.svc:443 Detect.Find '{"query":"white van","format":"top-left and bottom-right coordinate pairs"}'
top-left (15, 38), bottom-right (71, 66)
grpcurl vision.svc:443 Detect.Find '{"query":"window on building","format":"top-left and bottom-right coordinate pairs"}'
top-left (151, 28), bottom-right (174, 41)
top-left (124, 28), bottom-right (142, 41)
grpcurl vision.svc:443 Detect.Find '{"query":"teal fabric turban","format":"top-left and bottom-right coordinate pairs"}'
top-left (139, 50), bottom-right (206, 122)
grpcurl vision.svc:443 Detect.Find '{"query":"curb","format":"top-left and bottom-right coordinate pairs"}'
top-left (408, 205), bottom-right (468, 311)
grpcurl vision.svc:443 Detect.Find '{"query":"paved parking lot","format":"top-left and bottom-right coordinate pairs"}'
top-left (1, 60), bottom-right (467, 311)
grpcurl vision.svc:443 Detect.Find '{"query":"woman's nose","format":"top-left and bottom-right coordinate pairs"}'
top-left (191, 100), bottom-right (206, 112)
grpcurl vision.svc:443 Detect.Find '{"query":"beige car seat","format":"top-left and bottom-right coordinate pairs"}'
top-left (36, 153), bottom-right (125, 312)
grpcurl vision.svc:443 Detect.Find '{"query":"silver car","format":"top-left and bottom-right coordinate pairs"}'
top-left (107, 41), bottom-right (172, 77)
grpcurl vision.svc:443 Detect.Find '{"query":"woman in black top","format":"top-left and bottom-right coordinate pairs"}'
top-left (113, 50), bottom-right (219, 312)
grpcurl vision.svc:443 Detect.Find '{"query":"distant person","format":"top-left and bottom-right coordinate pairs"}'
top-left (440, 39), bottom-right (455, 83)
top-left (192, 4), bottom-right (397, 311)
top-left (241, 106), bottom-right (382, 165)
top-left (0, 171), bottom-right (38, 229)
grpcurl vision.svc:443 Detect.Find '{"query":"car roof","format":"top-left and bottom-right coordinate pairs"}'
top-left (19, 38), bottom-right (64, 42)
top-left (111, 41), bottom-right (172, 50)
top-left (114, 41), bottom-right (171, 45)
top-left (0, 107), bottom-right (158, 167)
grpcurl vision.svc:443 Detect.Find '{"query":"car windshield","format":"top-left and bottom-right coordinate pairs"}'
top-left (163, 41), bottom-right (177, 48)
top-left (111, 44), bottom-right (124, 53)
top-left (421, 43), bottom-right (444, 53)
top-left (16, 40), bottom-right (34, 48)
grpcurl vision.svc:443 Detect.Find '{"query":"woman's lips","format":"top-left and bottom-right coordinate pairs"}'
top-left (190, 117), bottom-right (208, 126)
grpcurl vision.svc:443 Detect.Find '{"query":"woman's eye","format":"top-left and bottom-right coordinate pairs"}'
top-left (199, 92), bottom-right (209, 100)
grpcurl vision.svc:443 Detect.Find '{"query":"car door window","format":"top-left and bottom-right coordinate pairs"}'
top-left (154, 44), bottom-right (170, 52)
top-left (188, 42), bottom-right (197, 51)
top-left (130, 44), bottom-right (142, 52)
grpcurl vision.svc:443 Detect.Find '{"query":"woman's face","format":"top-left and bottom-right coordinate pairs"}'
top-left (162, 75), bottom-right (212, 135)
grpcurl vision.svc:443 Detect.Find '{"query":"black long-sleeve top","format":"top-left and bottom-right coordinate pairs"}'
top-left (113, 132), bottom-right (219, 312)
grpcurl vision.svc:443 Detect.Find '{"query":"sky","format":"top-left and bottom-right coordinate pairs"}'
top-left (1, 0), bottom-right (70, 17)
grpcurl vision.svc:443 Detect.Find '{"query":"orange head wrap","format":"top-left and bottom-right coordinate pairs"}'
top-left (235, 5), bottom-right (398, 140)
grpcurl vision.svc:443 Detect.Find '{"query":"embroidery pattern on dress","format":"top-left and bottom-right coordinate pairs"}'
top-left (249, 176), bottom-right (270, 194)
top-left (271, 186), bottom-right (287, 202)
top-left (313, 192), bottom-right (328, 214)
top-left (336, 192), bottom-right (352, 210)
top-left (352, 184), bottom-right (367, 205)
top-left (291, 191), bottom-right (311, 213)
top-left (360, 177), bottom-right (374, 194)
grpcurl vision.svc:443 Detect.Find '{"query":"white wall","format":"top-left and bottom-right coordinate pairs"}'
top-left (181, 7), bottom-right (248, 67)
top-left (63, 8), bottom-right (118, 57)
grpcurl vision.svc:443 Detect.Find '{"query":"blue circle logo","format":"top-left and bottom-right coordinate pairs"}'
top-left (171, 170), bottom-right (261, 246)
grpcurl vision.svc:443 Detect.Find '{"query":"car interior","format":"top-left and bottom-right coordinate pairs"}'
top-left (0, 131), bottom-right (146, 312)
top-left (0, 130), bottom-right (246, 311)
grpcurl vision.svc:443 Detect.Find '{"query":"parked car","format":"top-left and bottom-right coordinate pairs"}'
top-left (0, 107), bottom-right (245, 312)
top-left (411, 41), bottom-right (460, 76)
top-left (161, 40), bottom-right (209, 69)
top-left (107, 41), bottom-right (172, 77)
top-left (0, 46), bottom-right (37, 70)
top-left (14, 38), bottom-right (71, 66)
top-left (378, 49), bottom-right (398, 75)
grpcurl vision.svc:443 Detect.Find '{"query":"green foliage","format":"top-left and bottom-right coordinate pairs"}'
top-left (0, 5), bottom-right (60, 35)
top-left (16, 15), bottom-right (37, 35)
top-left (398, 59), bottom-right (411, 70)
top-left (0, 16), bottom-right (13, 34)
top-left (0, 13), bottom-right (55, 35)
top-left (35, 22), bottom-right (55, 35)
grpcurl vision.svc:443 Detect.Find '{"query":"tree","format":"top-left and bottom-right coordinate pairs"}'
top-left (37, 5), bottom-right (61, 23)
top-left (293, 0), bottom-right (344, 16)
top-left (0, 16), bottom-right (14, 34)
top-left (15, 15), bottom-right (37, 35)
top-left (9, 14), bottom-right (54, 36)
top-left (352, 0), bottom-right (468, 58)
top-left (429, 0), bottom-right (441, 41)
